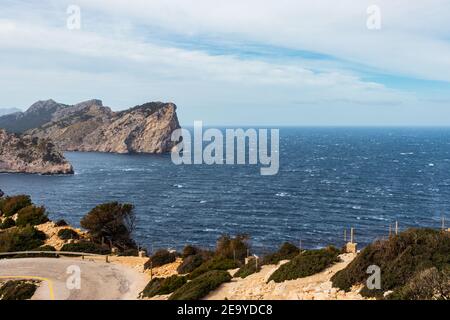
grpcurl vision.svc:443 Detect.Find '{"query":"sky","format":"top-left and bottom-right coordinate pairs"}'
top-left (0, 0), bottom-right (449, 126)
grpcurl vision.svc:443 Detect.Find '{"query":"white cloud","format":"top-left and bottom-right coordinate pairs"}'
top-left (0, 0), bottom-right (447, 125)
top-left (0, 18), bottom-right (406, 102)
top-left (75, 0), bottom-right (450, 82)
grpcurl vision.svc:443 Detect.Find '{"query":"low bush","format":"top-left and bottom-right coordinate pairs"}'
top-left (54, 219), bottom-right (68, 227)
top-left (216, 234), bottom-right (250, 263)
top-left (35, 245), bottom-right (56, 251)
top-left (387, 267), bottom-right (450, 300)
top-left (169, 270), bottom-right (231, 300)
top-left (144, 250), bottom-right (177, 269)
top-left (0, 218), bottom-right (16, 230)
top-left (117, 248), bottom-right (140, 256)
top-left (16, 206), bottom-right (49, 227)
top-left (140, 275), bottom-right (187, 298)
top-left (0, 226), bottom-right (46, 253)
top-left (234, 257), bottom-right (261, 278)
top-left (0, 195), bottom-right (32, 217)
top-left (60, 241), bottom-right (110, 255)
top-left (57, 228), bottom-right (80, 240)
top-left (182, 245), bottom-right (200, 258)
top-left (268, 246), bottom-right (340, 283)
top-left (188, 256), bottom-right (240, 280)
top-left (0, 280), bottom-right (38, 300)
top-left (331, 228), bottom-right (450, 299)
top-left (262, 242), bottom-right (300, 265)
top-left (12, 245), bottom-right (58, 258)
top-left (177, 254), bottom-right (205, 274)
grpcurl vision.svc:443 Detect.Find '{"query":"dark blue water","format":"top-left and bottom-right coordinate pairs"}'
top-left (1, 128), bottom-right (449, 253)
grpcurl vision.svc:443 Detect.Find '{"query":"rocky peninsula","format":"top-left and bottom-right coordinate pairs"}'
top-left (0, 99), bottom-right (181, 174)
top-left (0, 99), bottom-right (180, 154)
top-left (0, 129), bottom-right (73, 174)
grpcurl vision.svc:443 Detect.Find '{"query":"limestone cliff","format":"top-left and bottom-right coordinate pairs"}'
top-left (23, 100), bottom-right (180, 154)
top-left (0, 129), bottom-right (74, 174)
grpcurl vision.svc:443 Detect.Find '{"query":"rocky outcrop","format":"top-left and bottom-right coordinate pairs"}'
top-left (8, 99), bottom-right (181, 154)
top-left (0, 129), bottom-right (74, 174)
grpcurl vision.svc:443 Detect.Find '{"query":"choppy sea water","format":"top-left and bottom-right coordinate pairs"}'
top-left (1, 128), bottom-right (449, 253)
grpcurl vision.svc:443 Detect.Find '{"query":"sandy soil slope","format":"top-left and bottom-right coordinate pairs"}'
top-left (204, 253), bottom-right (364, 300)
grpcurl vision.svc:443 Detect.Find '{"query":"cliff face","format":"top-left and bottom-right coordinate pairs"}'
top-left (22, 100), bottom-right (180, 154)
top-left (0, 129), bottom-right (74, 175)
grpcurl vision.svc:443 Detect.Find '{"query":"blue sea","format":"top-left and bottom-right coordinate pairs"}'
top-left (1, 128), bottom-right (449, 253)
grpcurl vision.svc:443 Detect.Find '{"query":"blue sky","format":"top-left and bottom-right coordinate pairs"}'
top-left (0, 0), bottom-right (450, 126)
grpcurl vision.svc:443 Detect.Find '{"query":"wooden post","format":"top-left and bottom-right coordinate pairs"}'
top-left (233, 250), bottom-right (236, 262)
top-left (344, 229), bottom-right (347, 243)
top-left (442, 216), bottom-right (445, 231)
top-left (105, 255), bottom-right (109, 263)
top-left (299, 239), bottom-right (302, 251)
top-left (395, 221), bottom-right (399, 235)
top-left (350, 228), bottom-right (354, 244)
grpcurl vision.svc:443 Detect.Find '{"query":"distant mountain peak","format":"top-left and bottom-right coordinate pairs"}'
top-left (0, 107), bottom-right (21, 116)
top-left (26, 99), bottom-right (62, 113)
top-left (74, 99), bottom-right (103, 108)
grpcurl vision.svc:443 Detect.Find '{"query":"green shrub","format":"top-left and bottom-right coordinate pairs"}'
top-left (0, 280), bottom-right (38, 300)
top-left (188, 256), bottom-right (240, 280)
top-left (141, 275), bottom-right (187, 298)
top-left (13, 245), bottom-right (58, 258)
top-left (0, 195), bottom-right (32, 217)
top-left (60, 241), bottom-right (110, 255)
top-left (331, 228), bottom-right (450, 299)
top-left (169, 270), bottom-right (231, 300)
top-left (182, 245), bottom-right (200, 258)
top-left (268, 246), bottom-right (340, 283)
top-left (35, 245), bottom-right (56, 251)
top-left (57, 228), bottom-right (80, 240)
top-left (16, 206), bottom-right (49, 227)
top-left (117, 248), bottom-right (140, 256)
top-left (80, 202), bottom-right (136, 250)
top-left (216, 234), bottom-right (249, 263)
top-left (234, 257), bottom-right (261, 278)
top-left (178, 254), bottom-right (205, 274)
top-left (387, 267), bottom-right (450, 300)
top-left (54, 219), bottom-right (68, 227)
top-left (0, 226), bottom-right (46, 253)
top-left (144, 249), bottom-right (177, 269)
top-left (262, 242), bottom-right (300, 265)
top-left (0, 218), bottom-right (16, 230)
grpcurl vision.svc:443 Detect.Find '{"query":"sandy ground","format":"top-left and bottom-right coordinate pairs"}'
top-left (35, 222), bottom-right (87, 250)
top-left (0, 257), bottom-right (150, 300)
top-left (147, 253), bottom-right (364, 300)
top-left (204, 253), bottom-right (364, 300)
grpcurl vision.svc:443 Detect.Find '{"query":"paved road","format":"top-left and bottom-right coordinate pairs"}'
top-left (0, 258), bottom-right (149, 300)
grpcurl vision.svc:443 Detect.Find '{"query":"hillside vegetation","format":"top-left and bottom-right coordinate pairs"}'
top-left (331, 228), bottom-right (450, 299)
top-left (268, 246), bottom-right (341, 283)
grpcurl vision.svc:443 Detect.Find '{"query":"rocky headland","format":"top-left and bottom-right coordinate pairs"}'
top-left (0, 99), bottom-right (181, 174)
top-left (0, 99), bottom-right (180, 154)
top-left (0, 129), bottom-right (73, 174)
